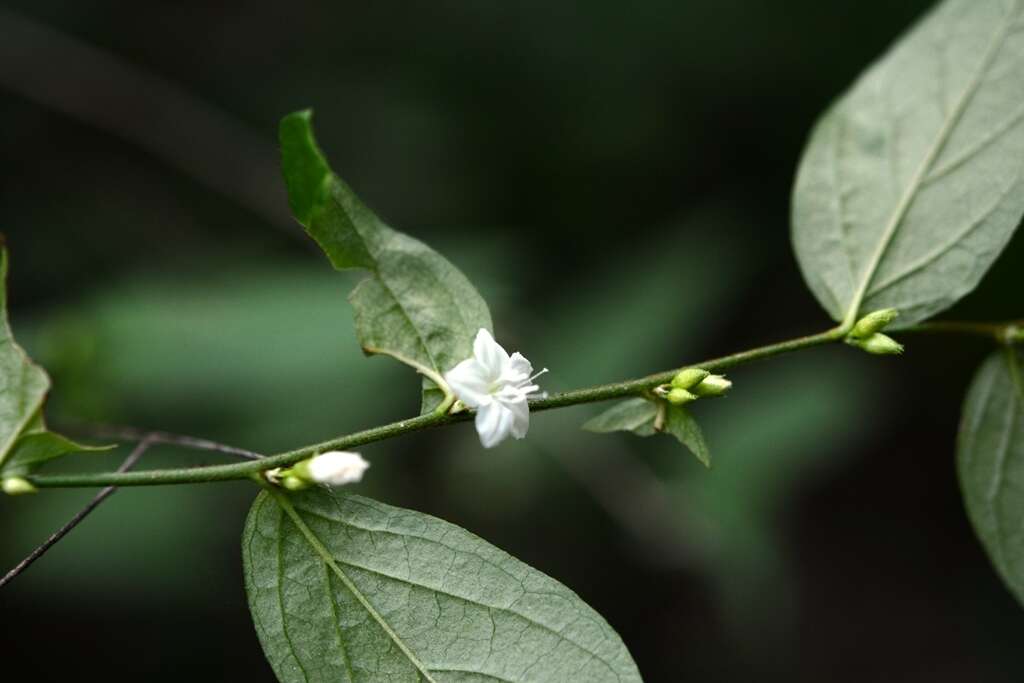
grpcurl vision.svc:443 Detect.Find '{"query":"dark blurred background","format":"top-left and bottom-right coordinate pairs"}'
top-left (2, 1), bottom-right (1022, 681)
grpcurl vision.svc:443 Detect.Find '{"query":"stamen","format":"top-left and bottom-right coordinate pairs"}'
top-left (530, 367), bottom-right (549, 382)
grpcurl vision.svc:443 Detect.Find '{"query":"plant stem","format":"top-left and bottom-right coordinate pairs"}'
top-left (27, 325), bottom-right (847, 489)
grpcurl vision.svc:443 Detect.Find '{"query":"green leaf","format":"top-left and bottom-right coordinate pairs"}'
top-left (243, 488), bottom-right (642, 683)
top-left (582, 398), bottom-right (659, 436)
top-left (0, 246), bottom-right (51, 470)
top-left (792, 0), bottom-right (1024, 327)
top-left (663, 405), bottom-right (711, 468)
top-left (1, 409), bottom-right (113, 477)
top-left (279, 110), bottom-right (492, 413)
top-left (957, 347), bottom-right (1024, 606)
top-left (583, 399), bottom-right (711, 466)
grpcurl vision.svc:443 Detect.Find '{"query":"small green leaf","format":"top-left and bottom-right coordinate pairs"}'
top-left (584, 399), bottom-right (711, 466)
top-left (0, 246), bottom-right (51, 470)
top-left (663, 405), bottom-right (711, 468)
top-left (582, 398), bottom-right (659, 436)
top-left (957, 347), bottom-right (1024, 606)
top-left (279, 110), bottom-right (492, 413)
top-left (243, 488), bottom-right (642, 683)
top-left (1, 410), bottom-right (113, 477)
top-left (792, 0), bottom-right (1024, 327)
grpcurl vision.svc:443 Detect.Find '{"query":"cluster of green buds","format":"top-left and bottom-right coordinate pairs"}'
top-left (845, 308), bottom-right (903, 355)
top-left (655, 367), bottom-right (732, 406)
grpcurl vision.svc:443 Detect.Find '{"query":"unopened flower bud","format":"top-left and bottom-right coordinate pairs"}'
top-left (849, 332), bottom-right (904, 355)
top-left (294, 451), bottom-right (370, 487)
top-left (2, 477), bottom-right (37, 495)
top-left (692, 374), bottom-right (732, 397)
top-left (671, 368), bottom-right (709, 390)
top-left (281, 475), bottom-right (311, 491)
top-left (851, 308), bottom-right (899, 339)
top-left (667, 388), bottom-right (698, 405)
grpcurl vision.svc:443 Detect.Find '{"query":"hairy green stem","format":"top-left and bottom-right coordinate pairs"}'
top-left (24, 318), bottom-right (1017, 490)
top-left (27, 326), bottom-right (846, 489)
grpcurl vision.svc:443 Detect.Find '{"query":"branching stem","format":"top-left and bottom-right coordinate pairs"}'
top-left (23, 319), bottom-right (1019, 490)
top-left (24, 325), bottom-right (846, 488)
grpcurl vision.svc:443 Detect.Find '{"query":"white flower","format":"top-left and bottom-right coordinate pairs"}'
top-left (305, 451), bottom-right (370, 486)
top-left (444, 328), bottom-right (546, 448)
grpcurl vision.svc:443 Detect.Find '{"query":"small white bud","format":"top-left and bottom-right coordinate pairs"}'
top-left (848, 332), bottom-right (904, 355)
top-left (692, 374), bottom-right (732, 397)
top-left (2, 477), bottom-right (37, 495)
top-left (298, 451), bottom-right (370, 487)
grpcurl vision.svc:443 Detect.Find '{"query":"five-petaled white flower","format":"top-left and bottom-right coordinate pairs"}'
top-left (306, 451), bottom-right (370, 486)
top-left (444, 328), bottom-right (546, 448)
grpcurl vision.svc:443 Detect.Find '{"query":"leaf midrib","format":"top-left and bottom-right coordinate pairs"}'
top-left (270, 489), bottom-right (439, 683)
top-left (292, 503), bottom-right (622, 676)
top-left (842, 2), bottom-right (1018, 325)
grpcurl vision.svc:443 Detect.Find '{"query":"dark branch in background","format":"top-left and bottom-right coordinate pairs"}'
top-left (72, 423), bottom-right (266, 461)
top-left (0, 426), bottom-right (266, 589)
top-left (0, 8), bottom-right (300, 237)
top-left (0, 437), bottom-right (154, 590)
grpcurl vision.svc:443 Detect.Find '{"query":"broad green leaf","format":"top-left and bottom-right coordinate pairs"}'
top-left (792, 0), bottom-right (1024, 327)
top-left (663, 406), bottom-right (711, 468)
top-left (957, 347), bottom-right (1024, 605)
top-left (584, 399), bottom-right (710, 466)
top-left (279, 111), bottom-right (492, 413)
top-left (0, 247), bottom-right (51, 470)
top-left (582, 398), bottom-right (659, 436)
top-left (243, 488), bottom-right (642, 683)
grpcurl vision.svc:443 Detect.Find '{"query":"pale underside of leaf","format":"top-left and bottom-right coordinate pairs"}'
top-left (279, 111), bottom-right (492, 414)
top-left (582, 398), bottom-right (659, 437)
top-left (584, 398), bottom-right (711, 466)
top-left (792, 0), bottom-right (1024, 327)
top-left (663, 406), bottom-right (711, 468)
top-left (243, 488), bottom-right (642, 683)
top-left (957, 347), bottom-right (1024, 606)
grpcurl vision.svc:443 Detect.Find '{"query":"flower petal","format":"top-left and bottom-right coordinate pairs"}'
top-left (473, 328), bottom-right (509, 379)
top-left (307, 451), bottom-right (370, 486)
top-left (444, 358), bottom-right (491, 408)
top-left (508, 398), bottom-right (530, 439)
top-left (475, 401), bottom-right (514, 448)
top-left (505, 351), bottom-right (533, 383)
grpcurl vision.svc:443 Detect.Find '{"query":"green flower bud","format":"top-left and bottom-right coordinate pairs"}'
top-left (671, 368), bottom-right (709, 390)
top-left (281, 475), bottom-right (311, 491)
top-left (2, 477), bottom-right (38, 496)
top-left (849, 332), bottom-right (904, 355)
top-left (290, 459), bottom-right (313, 482)
top-left (667, 387), bottom-right (698, 405)
top-left (851, 308), bottom-right (899, 339)
top-left (692, 374), bottom-right (732, 397)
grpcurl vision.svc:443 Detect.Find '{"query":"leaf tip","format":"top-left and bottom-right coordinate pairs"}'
top-left (279, 108), bottom-right (332, 227)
